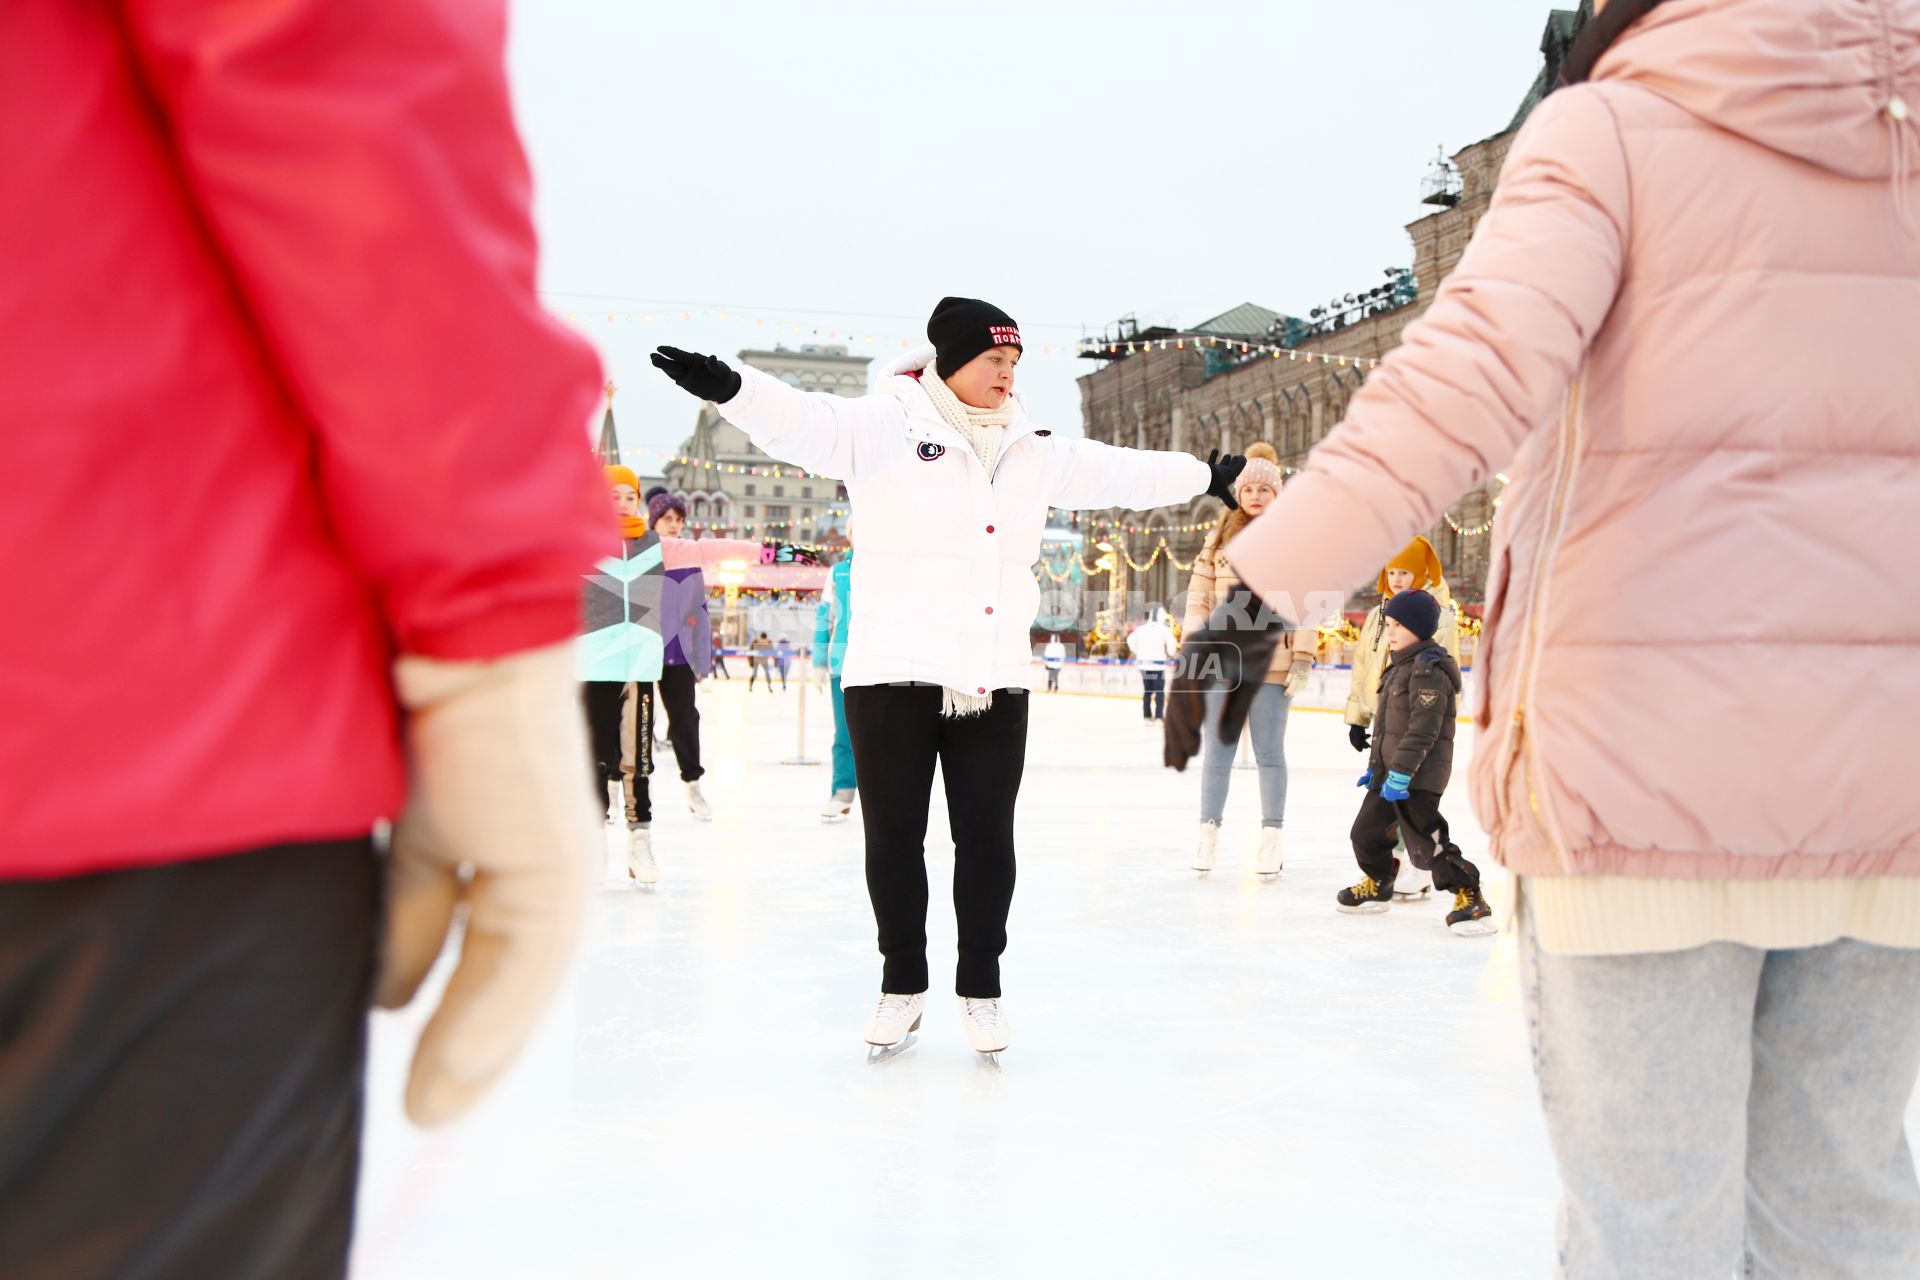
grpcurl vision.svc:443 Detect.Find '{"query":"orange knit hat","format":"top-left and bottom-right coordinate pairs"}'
top-left (604, 464), bottom-right (641, 492)
top-left (1376, 535), bottom-right (1444, 597)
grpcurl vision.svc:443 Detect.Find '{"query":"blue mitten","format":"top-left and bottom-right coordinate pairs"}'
top-left (1357, 771), bottom-right (1373, 789)
top-left (1381, 771), bottom-right (1413, 802)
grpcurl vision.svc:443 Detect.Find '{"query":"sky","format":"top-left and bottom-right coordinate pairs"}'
top-left (507, 1), bottom-right (1567, 476)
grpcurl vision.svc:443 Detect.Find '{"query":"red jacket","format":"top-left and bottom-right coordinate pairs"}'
top-left (0, 1), bottom-right (607, 878)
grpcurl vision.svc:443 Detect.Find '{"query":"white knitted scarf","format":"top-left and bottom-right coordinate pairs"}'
top-left (920, 361), bottom-right (1016, 474)
top-left (920, 363), bottom-right (1019, 717)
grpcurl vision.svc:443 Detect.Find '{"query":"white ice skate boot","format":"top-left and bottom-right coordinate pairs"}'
top-left (820, 789), bottom-right (855, 823)
top-left (626, 826), bottom-right (658, 888)
top-left (1393, 864), bottom-right (1433, 901)
top-left (1193, 821), bottom-right (1219, 874)
top-left (605, 779), bottom-right (623, 828)
top-left (959, 996), bottom-right (1010, 1059)
top-left (684, 780), bottom-right (713, 821)
top-left (1254, 828), bottom-right (1284, 879)
top-left (865, 992), bottom-right (924, 1064)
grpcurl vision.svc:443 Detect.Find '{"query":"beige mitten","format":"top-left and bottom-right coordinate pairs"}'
top-left (377, 640), bottom-right (597, 1127)
top-left (1285, 656), bottom-right (1313, 697)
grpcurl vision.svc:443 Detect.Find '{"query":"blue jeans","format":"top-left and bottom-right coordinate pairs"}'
top-left (1199, 682), bottom-right (1289, 828)
top-left (829, 675), bottom-right (856, 794)
top-left (1519, 898), bottom-right (1920, 1278)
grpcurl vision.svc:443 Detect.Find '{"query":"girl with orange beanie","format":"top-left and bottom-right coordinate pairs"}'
top-left (1179, 443), bottom-right (1318, 878)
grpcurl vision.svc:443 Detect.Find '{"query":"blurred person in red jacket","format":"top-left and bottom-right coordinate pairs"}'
top-left (0, 2), bottom-right (608, 1275)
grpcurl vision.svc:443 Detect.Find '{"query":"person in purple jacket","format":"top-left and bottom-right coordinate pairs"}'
top-left (649, 493), bottom-right (714, 821)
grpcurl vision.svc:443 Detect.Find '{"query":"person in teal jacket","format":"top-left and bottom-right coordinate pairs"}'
top-left (813, 551), bottom-right (856, 822)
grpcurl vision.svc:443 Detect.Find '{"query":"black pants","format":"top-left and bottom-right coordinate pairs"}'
top-left (583, 679), bottom-right (652, 825)
top-left (748, 660), bottom-right (773, 690)
top-left (844, 685), bottom-right (1029, 998)
top-left (1046, 667), bottom-right (1060, 692)
top-left (1141, 670), bottom-right (1166, 719)
top-left (713, 653), bottom-right (731, 679)
top-left (1350, 787), bottom-right (1480, 892)
top-left (0, 840), bottom-right (380, 1280)
top-left (655, 663), bottom-right (703, 783)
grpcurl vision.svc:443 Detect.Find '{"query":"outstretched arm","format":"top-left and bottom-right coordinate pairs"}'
top-left (654, 347), bottom-right (898, 482)
top-left (1223, 86), bottom-right (1631, 626)
top-left (1047, 437), bottom-right (1214, 512)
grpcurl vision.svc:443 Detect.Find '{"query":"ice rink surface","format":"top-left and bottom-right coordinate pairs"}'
top-left (352, 675), bottom-right (1918, 1278)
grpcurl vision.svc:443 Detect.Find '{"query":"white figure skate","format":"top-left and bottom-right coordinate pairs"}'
top-left (684, 780), bottom-right (713, 822)
top-left (626, 826), bottom-right (658, 889)
top-left (1193, 821), bottom-right (1219, 874)
top-left (1254, 828), bottom-right (1284, 880)
top-left (1392, 836), bottom-right (1431, 901)
top-left (865, 992), bottom-right (924, 1064)
top-left (820, 789), bottom-right (855, 824)
top-left (959, 996), bottom-right (1009, 1065)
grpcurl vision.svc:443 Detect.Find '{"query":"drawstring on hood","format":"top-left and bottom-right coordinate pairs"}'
top-left (1878, 2), bottom-right (1919, 233)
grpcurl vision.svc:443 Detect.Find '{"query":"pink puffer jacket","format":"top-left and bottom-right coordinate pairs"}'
top-left (1228, 0), bottom-right (1920, 879)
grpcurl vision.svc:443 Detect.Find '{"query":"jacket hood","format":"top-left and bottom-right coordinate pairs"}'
top-left (1594, 0), bottom-right (1920, 181)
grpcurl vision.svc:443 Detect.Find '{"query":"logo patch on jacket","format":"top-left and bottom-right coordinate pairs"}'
top-left (1418, 690), bottom-right (1439, 708)
top-left (917, 442), bottom-right (946, 461)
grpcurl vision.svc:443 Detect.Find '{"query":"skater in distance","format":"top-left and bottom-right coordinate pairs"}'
top-left (1171, 0), bottom-right (1920, 1271)
top-left (653, 296), bottom-right (1248, 1061)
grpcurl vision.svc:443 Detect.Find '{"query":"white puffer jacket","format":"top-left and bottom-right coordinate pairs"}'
top-left (716, 347), bottom-right (1210, 696)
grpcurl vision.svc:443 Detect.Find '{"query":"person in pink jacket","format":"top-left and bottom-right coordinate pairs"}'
top-left (1172, 2), bottom-right (1920, 1274)
top-left (0, 3), bottom-right (606, 1275)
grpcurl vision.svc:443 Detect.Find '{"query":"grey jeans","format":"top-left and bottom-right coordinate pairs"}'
top-left (1519, 896), bottom-right (1920, 1278)
top-left (1199, 683), bottom-right (1290, 828)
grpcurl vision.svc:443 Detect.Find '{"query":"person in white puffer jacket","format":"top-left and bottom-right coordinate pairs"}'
top-left (653, 297), bottom-right (1246, 1060)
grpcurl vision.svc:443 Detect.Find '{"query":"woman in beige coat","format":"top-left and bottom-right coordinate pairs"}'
top-left (1186, 1), bottom-right (1920, 1272)
top-left (1179, 443), bottom-right (1316, 877)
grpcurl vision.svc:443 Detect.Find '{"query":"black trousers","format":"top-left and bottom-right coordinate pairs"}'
top-left (655, 663), bottom-right (704, 783)
top-left (0, 840), bottom-right (380, 1280)
top-left (748, 659), bottom-right (773, 690)
top-left (1141, 670), bottom-right (1166, 719)
top-left (1046, 667), bottom-right (1060, 692)
top-left (1350, 787), bottom-right (1480, 892)
top-left (583, 679), bottom-right (652, 825)
top-left (844, 685), bottom-right (1029, 998)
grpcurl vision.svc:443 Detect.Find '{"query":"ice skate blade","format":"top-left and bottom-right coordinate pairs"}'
top-left (1258, 871), bottom-right (1281, 882)
top-left (1449, 918), bottom-right (1498, 938)
top-left (1392, 889), bottom-right (1432, 902)
top-left (1336, 902), bottom-right (1391, 915)
top-left (975, 1050), bottom-right (1003, 1070)
top-left (866, 1033), bottom-right (917, 1065)
top-left (821, 812), bottom-right (851, 824)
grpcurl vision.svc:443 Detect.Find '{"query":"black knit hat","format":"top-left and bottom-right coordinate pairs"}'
top-left (928, 297), bottom-right (1022, 378)
top-left (1382, 589), bottom-right (1442, 643)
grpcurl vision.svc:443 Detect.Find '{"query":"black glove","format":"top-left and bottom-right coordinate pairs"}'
top-left (1205, 449), bottom-right (1247, 510)
top-left (650, 346), bottom-right (742, 403)
top-left (1164, 588), bottom-right (1291, 772)
top-left (1348, 724), bottom-right (1371, 753)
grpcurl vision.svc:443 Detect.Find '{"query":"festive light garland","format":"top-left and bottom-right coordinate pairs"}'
top-left (1077, 331), bottom-right (1385, 371)
top-left (550, 294), bottom-right (1387, 370)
